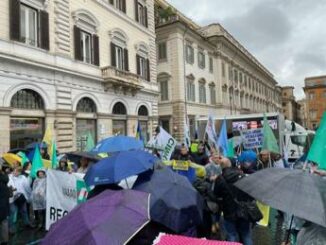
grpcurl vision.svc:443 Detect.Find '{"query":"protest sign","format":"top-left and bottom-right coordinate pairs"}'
top-left (241, 128), bottom-right (264, 149)
top-left (46, 170), bottom-right (88, 230)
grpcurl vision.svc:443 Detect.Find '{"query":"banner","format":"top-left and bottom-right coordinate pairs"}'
top-left (241, 128), bottom-right (264, 149)
top-left (147, 127), bottom-right (177, 161)
top-left (46, 170), bottom-right (88, 230)
top-left (205, 115), bottom-right (217, 144)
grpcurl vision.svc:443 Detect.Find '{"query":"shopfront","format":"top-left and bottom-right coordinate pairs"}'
top-left (112, 102), bottom-right (127, 136)
top-left (138, 105), bottom-right (149, 143)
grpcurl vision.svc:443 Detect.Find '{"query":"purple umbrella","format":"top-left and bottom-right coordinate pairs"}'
top-left (42, 190), bottom-right (150, 245)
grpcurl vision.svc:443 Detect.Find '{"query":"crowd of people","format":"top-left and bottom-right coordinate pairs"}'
top-left (0, 140), bottom-right (325, 245)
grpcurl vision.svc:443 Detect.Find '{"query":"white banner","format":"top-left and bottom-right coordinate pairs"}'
top-left (241, 128), bottom-right (264, 149)
top-left (46, 170), bottom-right (86, 230)
top-left (147, 127), bottom-right (177, 161)
top-left (205, 115), bottom-right (217, 144)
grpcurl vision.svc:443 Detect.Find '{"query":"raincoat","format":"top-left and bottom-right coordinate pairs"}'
top-left (32, 177), bottom-right (46, 210)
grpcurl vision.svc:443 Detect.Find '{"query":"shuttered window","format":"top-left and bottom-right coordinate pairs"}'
top-left (158, 42), bottom-right (167, 61)
top-left (160, 80), bottom-right (168, 101)
top-left (186, 45), bottom-right (194, 64)
top-left (74, 26), bottom-right (100, 66)
top-left (10, 1), bottom-right (49, 50)
top-left (136, 55), bottom-right (150, 81)
top-left (135, 0), bottom-right (148, 27)
top-left (198, 51), bottom-right (205, 69)
top-left (111, 43), bottom-right (129, 71)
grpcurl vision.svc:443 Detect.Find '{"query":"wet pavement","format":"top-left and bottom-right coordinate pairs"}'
top-left (10, 209), bottom-right (285, 245)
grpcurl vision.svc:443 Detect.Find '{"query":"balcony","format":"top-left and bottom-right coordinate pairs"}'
top-left (101, 66), bottom-right (143, 96)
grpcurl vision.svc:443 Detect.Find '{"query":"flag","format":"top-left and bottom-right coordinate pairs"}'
top-left (135, 121), bottom-right (144, 141)
top-left (217, 119), bottom-right (229, 156)
top-left (17, 151), bottom-right (29, 165)
top-left (76, 179), bottom-right (91, 204)
top-left (262, 114), bottom-right (280, 153)
top-left (205, 115), bottom-right (217, 143)
top-left (85, 131), bottom-right (95, 151)
top-left (227, 138), bottom-right (235, 158)
top-left (31, 146), bottom-right (44, 178)
top-left (51, 140), bottom-right (58, 169)
top-left (184, 117), bottom-right (191, 148)
top-left (307, 112), bottom-right (326, 169)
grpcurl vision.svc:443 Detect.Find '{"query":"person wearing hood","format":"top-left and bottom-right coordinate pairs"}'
top-left (171, 144), bottom-right (194, 162)
top-left (57, 157), bottom-right (69, 172)
top-left (192, 143), bottom-right (209, 166)
top-left (32, 169), bottom-right (47, 230)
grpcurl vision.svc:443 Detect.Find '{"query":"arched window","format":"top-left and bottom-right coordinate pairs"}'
top-left (76, 97), bottom-right (96, 113)
top-left (112, 102), bottom-right (127, 115)
top-left (10, 89), bottom-right (44, 110)
top-left (138, 106), bottom-right (148, 116)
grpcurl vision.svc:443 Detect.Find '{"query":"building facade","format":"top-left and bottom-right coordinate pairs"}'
top-left (155, 0), bottom-right (282, 141)
top-left (281, 86), bottom-right (299, 122)
top-left (303, 75), bottom-right (326, 130)
top-left (297, 99), bottom-right (307, 128)
top-left (0, 0), bottom-right (158, 154)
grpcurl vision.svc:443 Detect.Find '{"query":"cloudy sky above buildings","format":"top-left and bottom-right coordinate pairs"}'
top-left (167, 0), bottom-right (326, 99)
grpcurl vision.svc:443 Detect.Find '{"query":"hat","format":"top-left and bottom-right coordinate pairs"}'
top-left (36, 168), bottom-right (46, 177)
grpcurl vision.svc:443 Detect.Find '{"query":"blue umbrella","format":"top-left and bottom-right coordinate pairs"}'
top-left (133, 167), bottom-right (203, 233)
top-left (84, 150), bottom-right (158, 186)
top-left (91, 136), bottom-right (143, 153)
top-left (238, 150), bottom-right (257, 163)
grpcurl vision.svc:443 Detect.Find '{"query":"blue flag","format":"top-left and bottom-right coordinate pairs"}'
top-left (136, 121), bottom-right (143, 141)
top-left (217, 119), bottom-right (229, 156)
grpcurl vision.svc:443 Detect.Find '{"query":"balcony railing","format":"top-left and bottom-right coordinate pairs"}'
top-left (101, 66), bottom-right (143, 95)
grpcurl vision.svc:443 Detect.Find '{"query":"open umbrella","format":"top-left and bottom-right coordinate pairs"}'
top-left (42, 190), bottom-right (150, 245)
top-left (133, 167), bottom-right (203, 233)
top-left (84, 150), bottom-right (158, 186)
top-left (25, 142), bottom-right (47, 150)
top-left (91, 136), bottom-right (143, 154)
top-left (65, 151), bottom-right (101, 164)
top-left (2, 153), bottom-right (21, 166)
top-left (234, 168), bottom-right (326, 228)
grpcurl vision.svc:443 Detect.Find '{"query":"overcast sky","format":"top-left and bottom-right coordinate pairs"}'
top-left (167, 0), bottom-right (326, 99)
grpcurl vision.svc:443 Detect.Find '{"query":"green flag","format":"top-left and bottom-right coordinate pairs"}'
top-left (262, 114), bottom-right (279, 153)
top-left (85, 132), bottom-right (95, 151)
top-left (17, 151), bottom-right (29, 165)
top-left (51, 140), bottom-right (58, 169)
top-left (76, 179), bottom-right (91, 204)
top-left (31, 146), bottom-right (44, 178)
top-left (227, 138), bottom-right (235, 158)
top-left (307, 112), bottom-right (326, 169)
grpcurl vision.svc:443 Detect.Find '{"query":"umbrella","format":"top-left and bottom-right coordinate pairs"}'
top-left (2, 153), bottom-right (22, 166)
top-left (65, 151), bottom-right (101, 164)
top-left (91, 136), bottom-right (143, 153)
top-left (234, 168), bottom-right (326, 228)
top-left (133, 167), bottom-right (203, 233)
top-left (42, 190), bottom-right (150, 245)
top-left (153, 233), bottom-right (242, 245)
top-left (84, 150), bottom-right (158, 186)
top-left (7, 148), bottom-right (27, 154)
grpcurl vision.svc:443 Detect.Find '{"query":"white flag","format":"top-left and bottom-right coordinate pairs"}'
top-left (184, 118), bottom-right (191, 148)
top-left (147, 127), bottom-right (177, 161)
top-left (205, 115), bottom-right (217, 143)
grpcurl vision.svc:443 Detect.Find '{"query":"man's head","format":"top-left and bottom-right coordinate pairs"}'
top-left (198, 143), bottom-right (205, 153)
top-left (219, 157), bottom-right (232, 169)
top-left (13, 166), bottom-right (22, 177)
top-left (180, 145), bottom-right (188, 156)
top-left (260, 150), bottom-right (270, 163)
top-left (80, 157), bottom-right (89, 168)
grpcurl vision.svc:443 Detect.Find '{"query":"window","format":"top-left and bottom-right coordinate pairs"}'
top-left (199, 82), bottom-right (206, 103)
top-left (108, 0), bottom-right (126, 12)
top-left (113, 102), bottom-right (127, 115)
top-left (160, 119), bottom-right (170, 133)
top-left (239, 73), bottom-right (243, 84)
top-left (229, 66), bottom-right (233, 81)
top-left (309, 92), bottom-right (315, 100)
top-left (76, 119), bottom-right (96, 151)
top-left (222, 62), bottom-right (226, 77)
top-left (282, 102), bottom-right (286, 107)
top-left (187, 80), bottom-right (195, 102)
top-left (137, 55), bottom-right (150, 81)
top-left (80, 31), bottom-right (92, 63)
top-left (11, 89), bottom-right (44, 110)
top-left (20, 4), bottom-right (37, 46)
top-left (234, 70), bottom-right (238, 83)
top-left (209, 57), bottom-right (213, 73)
top-left (209, 84), bottom-right (216, 105)
top-left (111, 42), bottom-right (129, 71)
top-left (138, 106), bottom-right (149, 116)
top-left (160, 80), bottom-right (169, 101)
top-left (10, 2), bottom-right (49, 50)
top-left (77, 98), bottom-right (96, 113)
top-left (198, 50), bottom-right (205, 69)
top-left (158, 42), bottom-right (167, 61)
top-left (135, 0), bottom-right (148, 27)
top-left (244, 75), bottom-right (247, 87)
top-left (186, 44), bottom-right (194, 64)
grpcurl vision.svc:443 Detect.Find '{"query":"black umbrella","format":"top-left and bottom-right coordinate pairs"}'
top-left (133, 167), bottom-right (203, 233)
top-left (65, 151), bottom-right (101, 164)
top-left (234, 168), bottom-right (326, 228)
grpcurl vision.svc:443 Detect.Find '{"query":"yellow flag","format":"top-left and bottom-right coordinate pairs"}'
top-left (257, 201), bottom-right (270, 227)
top-left (42, 124), bottom-right (53, 159)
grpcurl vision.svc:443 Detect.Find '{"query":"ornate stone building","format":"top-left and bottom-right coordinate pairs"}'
top-left (155, 0), bottom-right (282, 140)
top-left (281, 86), bottom-right (300, 122)
top-left (0, 0), bottom-right (158, 154)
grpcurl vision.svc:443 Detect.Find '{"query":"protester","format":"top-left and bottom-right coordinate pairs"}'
top-left (212, 157), bottom-right (254, 245)
top-left (8, 167), bottom-right (33, 234)
top-left (238, 150), bottom-right (258, 174)
top-left (32, 169), bottom-right (47, 230)
top-left (22, 162), bottom-right (31, 177)
top-left (0, 163), bottom-right (10, 245)
top-left (192, 143), bottom-right (209, 166)
top-left (57, 157), bottom-right (69, 172)
top-left (40, 148), bottom-right (50, 160)
top-left (257, 150), bottom-right (274, 169)
top-left (77, 157), bottom-right (89, 174)
top-left (171, 144), bottom-right (194, 162)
